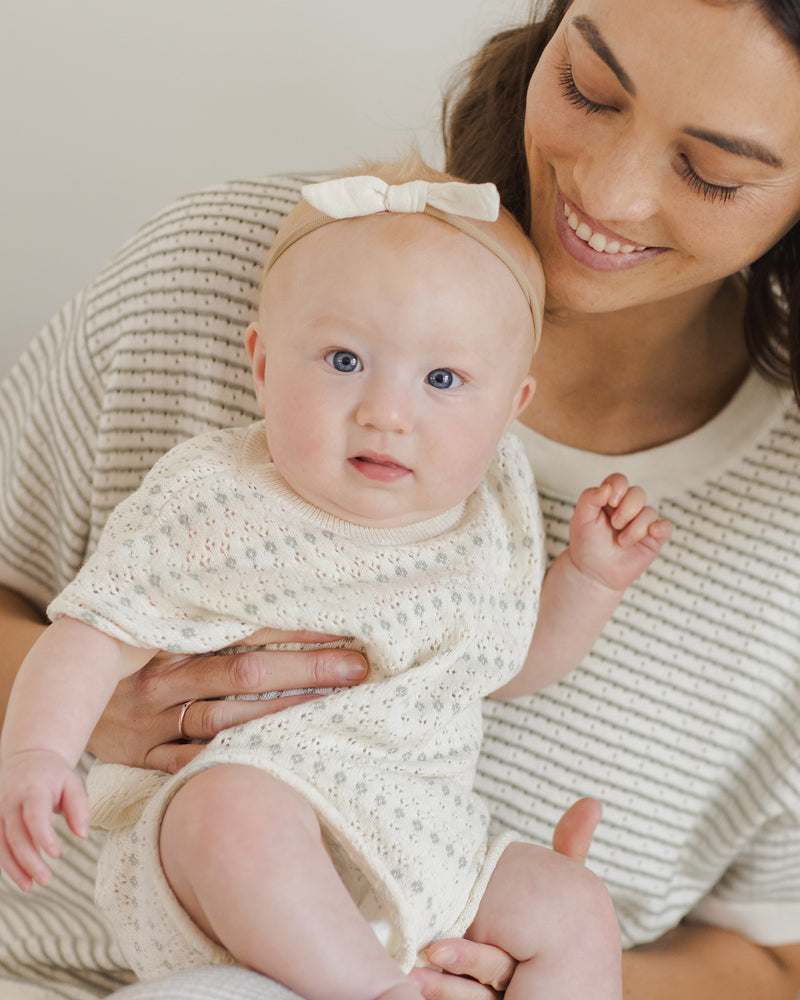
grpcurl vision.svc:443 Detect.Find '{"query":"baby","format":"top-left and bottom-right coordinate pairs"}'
top-left (0, 155), bottom-right (670, 1000)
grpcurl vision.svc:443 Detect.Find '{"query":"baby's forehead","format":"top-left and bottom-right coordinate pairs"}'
top-left (272, 208), bottom-right (538, 284)
top-left (264, 200), bottom-right (543, 356)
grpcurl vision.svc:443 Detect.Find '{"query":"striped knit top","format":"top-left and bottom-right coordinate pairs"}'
top-left (1, 175), bottom-right (800, 998)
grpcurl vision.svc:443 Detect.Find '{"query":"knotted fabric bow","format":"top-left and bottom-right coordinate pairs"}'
top-left (264, 174), bottom-right (541, 351)
top-left (301, 175), bottom-right (501, 221)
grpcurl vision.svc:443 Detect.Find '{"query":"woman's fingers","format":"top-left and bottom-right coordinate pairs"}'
top-left (552, 797), bottom-right (603, 863)
top-left (233, 628), bottom-right (347, 646)
top-left (411, 966), bottom-right (500, 1000)
top-left (90, 637), bottom-right (369, 767)
top-left (418, 939), bottom-right (515, 996)
top-left (144, 692), bottom-right (328, 772)
top-left (185, 643), bottom-right (368, 702)
top-left (174, 690), bottom-right (322, 741)
top-left (143, 741), bottom-right (206, 774)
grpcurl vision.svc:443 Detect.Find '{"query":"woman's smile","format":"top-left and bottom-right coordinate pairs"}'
top-left (556, 191), bottom-right (664, 271)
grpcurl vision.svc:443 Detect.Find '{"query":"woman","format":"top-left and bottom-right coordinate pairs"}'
top-left (2, 0), bottom-right (800, 997)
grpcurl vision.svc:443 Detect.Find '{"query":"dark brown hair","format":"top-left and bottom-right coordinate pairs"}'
top-left (443, 0), bottom-right (800, 402)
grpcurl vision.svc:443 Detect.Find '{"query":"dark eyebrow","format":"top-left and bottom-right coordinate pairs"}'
top-left (572, 16), bottom-right (784, 170)
top-left (573, 15), bottom-right (635, 96)
top-left (682, 127), bottom-right (783, 169)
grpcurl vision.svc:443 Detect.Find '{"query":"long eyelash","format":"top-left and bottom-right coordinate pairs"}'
top-left (677, 156), bottom-right (739, 205)
top-left (558, 59), bottom-right (739, 206)
top-left (557, 61), bottom-right (609, 116)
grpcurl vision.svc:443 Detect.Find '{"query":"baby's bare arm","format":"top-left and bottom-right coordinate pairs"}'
top-left (0, 618), bottom-right (154, 889)
top-left (496, 475), bottom-right (670, 699)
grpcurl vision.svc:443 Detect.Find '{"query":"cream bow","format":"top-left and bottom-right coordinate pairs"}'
top-left (301, 175), bottom-right (501, 221)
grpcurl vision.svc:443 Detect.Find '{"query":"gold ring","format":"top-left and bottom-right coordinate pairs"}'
top-left (178, 700), bottom-right (194, 741)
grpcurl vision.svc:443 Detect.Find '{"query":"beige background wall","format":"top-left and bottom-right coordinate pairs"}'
top-left (0, 0), bottom-right (532, 377)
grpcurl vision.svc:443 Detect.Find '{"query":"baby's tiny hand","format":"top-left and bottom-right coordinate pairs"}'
top-left (0, 749), bottom-right (89, 891)
top-left (570, 473), bottom-right (672, 592)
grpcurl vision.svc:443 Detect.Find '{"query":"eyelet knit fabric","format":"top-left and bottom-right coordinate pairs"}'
top-left (49, 422), bottom-right (544, 977)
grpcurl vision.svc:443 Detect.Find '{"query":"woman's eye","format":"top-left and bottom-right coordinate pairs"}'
top-left (426, 368), bottom-right (463, 390)
top-left (676, 156), bottom-right (739, 205)
top-left (557, 61), bottom-right (616, 116)
top-left (325, 349), bottom-right (363, 373)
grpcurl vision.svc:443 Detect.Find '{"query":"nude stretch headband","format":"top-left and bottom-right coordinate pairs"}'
top-left (264, 175), bottom-right (542, 352)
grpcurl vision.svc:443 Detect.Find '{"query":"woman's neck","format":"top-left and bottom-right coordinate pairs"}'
top-left (520, 278), bottom-right (751, 455)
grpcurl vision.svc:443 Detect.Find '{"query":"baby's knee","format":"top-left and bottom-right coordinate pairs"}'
top-left (477, 843), bottom-right (620, 958)
top-left (163, 764), bottom-right (318, 860)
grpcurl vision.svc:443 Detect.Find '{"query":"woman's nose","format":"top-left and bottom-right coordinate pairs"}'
top-left (355, 379), bottom-right (413, 433)
top-left (571, 124), bottom-right (660, 226)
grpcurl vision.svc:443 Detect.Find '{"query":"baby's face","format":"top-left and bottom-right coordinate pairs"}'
top-left (248, 213), bottom-right (538, 528)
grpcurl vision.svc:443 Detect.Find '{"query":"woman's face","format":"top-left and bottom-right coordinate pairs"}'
top-left (525, 0), bottom-right (800, 317)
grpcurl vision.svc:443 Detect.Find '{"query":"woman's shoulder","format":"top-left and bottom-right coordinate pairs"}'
top-left (79, 175), bottom-right (322, 521)
top-left (84, 174), bottom-right (318, 377)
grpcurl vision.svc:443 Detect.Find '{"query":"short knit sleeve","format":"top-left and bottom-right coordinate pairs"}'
top-left (48, 429), bottom-right (269, 651)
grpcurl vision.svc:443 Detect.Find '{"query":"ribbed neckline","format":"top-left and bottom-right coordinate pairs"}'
top-left (512, 369), bottom-right (788, 502)
top-left (236, 422), bottom-right (468, 545)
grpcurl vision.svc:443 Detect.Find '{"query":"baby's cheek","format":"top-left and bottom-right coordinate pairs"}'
top-left (440, 437), bottom-right (495, 503)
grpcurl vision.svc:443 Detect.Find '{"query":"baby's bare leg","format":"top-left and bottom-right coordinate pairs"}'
top-left (160, 764), bottom-right (421, 1000)
top-left (467, 841), bottom-right (622, 1000)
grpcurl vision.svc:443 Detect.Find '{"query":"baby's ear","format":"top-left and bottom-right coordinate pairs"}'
top-left (505, 374), bottom-right (536, 429)
top-left (245, 322), bottom-right (268, 413)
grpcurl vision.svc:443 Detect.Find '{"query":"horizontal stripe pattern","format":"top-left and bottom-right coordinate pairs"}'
top-left (480, 409), bottom-right (800, 946)
top-left (1, 175), bottom-right (800, 994)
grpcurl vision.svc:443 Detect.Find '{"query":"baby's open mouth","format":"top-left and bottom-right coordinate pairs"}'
top-left (349, 454), bottom-right (412, 479)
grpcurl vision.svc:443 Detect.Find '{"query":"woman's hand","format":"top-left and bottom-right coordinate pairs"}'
top-left (410, 798), bottom-right (602, 999)
top-left (86, 629), bottom-right (368, 772)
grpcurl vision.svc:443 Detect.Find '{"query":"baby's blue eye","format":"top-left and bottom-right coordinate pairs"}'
top-left (426, 368), bottom-right (462, 390)
top-left (326, 350), bottom-right (363, 373)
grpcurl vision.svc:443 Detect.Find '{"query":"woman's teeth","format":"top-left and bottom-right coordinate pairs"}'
top-left (563, 202), bottom-right (646, 255)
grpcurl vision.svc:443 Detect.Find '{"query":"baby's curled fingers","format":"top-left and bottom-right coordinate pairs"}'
top-left (606, 484), bottom-right (648, 531)
top-left (0, 806), bottom-right (53, 888)
top-left (574, 474), bottom-right (634, 525)
top-left (59, 768), bottom-right (90, 839)
top-left (22, 795), bottom-right (62, 858)
top-left (615, 507), bottom-right (672, 549)
top-left (598, 472), bottom-right (632, 509)
top-left (0, 822), bottom-right (36, 891)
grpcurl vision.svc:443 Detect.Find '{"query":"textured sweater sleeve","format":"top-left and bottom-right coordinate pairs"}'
top-left (47, 429), bottom-right (267, 651)
top-left (0, 292), bottom-right (104, 608)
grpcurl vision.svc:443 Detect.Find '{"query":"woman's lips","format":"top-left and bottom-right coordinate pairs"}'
top-left (349, 454), bottom-right (412, 482)
top-left (555, 193), bottom-right (665, 272)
